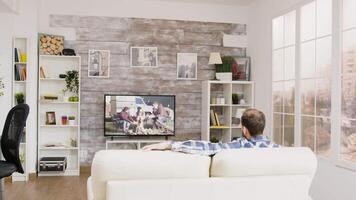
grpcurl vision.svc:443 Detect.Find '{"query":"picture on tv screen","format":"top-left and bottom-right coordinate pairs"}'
top-left (105, 95), bottom-right (175, 136)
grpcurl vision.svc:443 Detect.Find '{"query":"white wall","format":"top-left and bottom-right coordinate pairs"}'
top-left (248, 0), bottom-right (356, 200)
top-left (0, 0), bottom-right (38, 173)
top-left (1, 0), bottom-right (249, 173)
top-left (38, 0), bottom-right (249, 39)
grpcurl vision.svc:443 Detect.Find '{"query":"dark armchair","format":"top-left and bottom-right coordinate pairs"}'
top-left (0, 104), bottom-right (29, 200)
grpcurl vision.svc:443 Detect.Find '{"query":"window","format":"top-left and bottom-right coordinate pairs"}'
top-left (272, 11), bottom-right (296, 147)
top-left (341, 0), bottom-right (356, 163)
top-left (300, 0), bottom-right (332, 157)
top-left (272, 0), bottom-right (356, 169)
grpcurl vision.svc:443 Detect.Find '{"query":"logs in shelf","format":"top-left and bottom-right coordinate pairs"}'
top-left (38, 55), bottom-right (81, 176)
top-left (201, 80), bottom-right (255, 143)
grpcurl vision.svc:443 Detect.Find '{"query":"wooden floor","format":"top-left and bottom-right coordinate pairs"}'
top-left (4, 173), bottom-right (89, 200)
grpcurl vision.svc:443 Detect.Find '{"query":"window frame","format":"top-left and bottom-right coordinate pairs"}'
top-left (272, 10), bottom-right (297, 147)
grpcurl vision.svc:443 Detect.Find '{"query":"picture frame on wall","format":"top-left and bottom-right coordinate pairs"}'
top-left (38, 33), bottom-right (64, 55)
top-left (130, 47), bottom-right (158, 67)
top-left (45, 111), bottom-right (56, 125)
top-left (177, 53), bottom-right (197, 80)
top-left (88, 49), bottom-right (110, 78)
top-left (232, 57), bottom-right (250, 81)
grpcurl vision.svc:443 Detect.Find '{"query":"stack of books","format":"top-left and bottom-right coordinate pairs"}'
top-left (14, 48), bottom-right (27, 81)
top-left (210, 110), bottom-right (227, 128)
top-left (14, 64), bottom-right (26, 81)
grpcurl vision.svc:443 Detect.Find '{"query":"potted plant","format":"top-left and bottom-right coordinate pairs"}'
top-left (68, 116), bottom-right (76, 125)
top-left (215, 56), bottom-right (235, 81)
top-left (232, 93), bottom-right (239, 104)
top-left (70, 138), bottom-right (77, 147)
top-left (63, 70), bottom-right (79, 102)
top-left (15, 92), bottom-right (25, 104)
top-left (19, 153), bottom-right (25, 164)
top-left (210, 137), bottom-right (220, 143)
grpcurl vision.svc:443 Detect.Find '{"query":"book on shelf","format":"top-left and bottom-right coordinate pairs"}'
top-left (14, 48), bottom-right (19, 62)
top-left (210, 110), bottom-right (217, 126)
top-left (218, 114), bottom-right (225, 125)
top-left (214, 112), bottom-right (220, 126)
top-left (14, 64), bottom-right (26, 81)
top-left (40, 66), bottom-right (47, 78)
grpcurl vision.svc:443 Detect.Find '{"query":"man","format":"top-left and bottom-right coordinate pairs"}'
top-left (118, 107), bottom-right (135, 133)
top-left (142, 108), bottom-right (280, 156)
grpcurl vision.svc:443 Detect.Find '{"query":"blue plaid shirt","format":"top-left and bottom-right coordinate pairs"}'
top-left (171, 135), bottom-right (280, 156)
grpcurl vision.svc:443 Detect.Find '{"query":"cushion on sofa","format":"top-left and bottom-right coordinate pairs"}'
top-left (106, 176), bottom-right (311, 200)
top-left (91, 150), bottom-right (211, 200)
top-left (210, 147), bottom-right (317, 178)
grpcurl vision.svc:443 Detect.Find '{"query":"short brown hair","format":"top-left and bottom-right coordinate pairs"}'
top-left (241, 108), bottom-right (266, 137)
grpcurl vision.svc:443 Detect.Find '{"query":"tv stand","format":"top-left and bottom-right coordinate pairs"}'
top-left (106, 139), bottom-right (169, 150)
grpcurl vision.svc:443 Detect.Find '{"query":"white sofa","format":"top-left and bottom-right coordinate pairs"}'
top-left (88, 147), bottom-right (317, 200)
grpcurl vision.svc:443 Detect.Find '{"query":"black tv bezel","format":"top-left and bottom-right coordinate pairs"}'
top-left (104, 94), bottom-right (176, 137)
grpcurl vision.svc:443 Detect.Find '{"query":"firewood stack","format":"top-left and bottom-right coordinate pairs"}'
top-left (39, 35), bottom-right (64, 55)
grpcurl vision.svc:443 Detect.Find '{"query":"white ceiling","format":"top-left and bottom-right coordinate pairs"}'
top-left (148, 0), bottom-right (255, 6)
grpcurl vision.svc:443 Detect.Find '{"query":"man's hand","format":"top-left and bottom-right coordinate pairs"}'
top-left (141, 142), bottom-right (172, 151)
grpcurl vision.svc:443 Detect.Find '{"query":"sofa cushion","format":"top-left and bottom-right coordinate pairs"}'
top-left (91, 150), bottom-right (211, 200)
top-left (210, 147), bottom-right (317, 178)
top-left (106, 176), bottom-right (311, 200)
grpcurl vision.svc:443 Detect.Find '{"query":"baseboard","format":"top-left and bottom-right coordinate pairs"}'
top-left (80, 166), bottom-right (91, 175)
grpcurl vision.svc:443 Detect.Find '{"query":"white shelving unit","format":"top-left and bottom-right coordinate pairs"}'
top-left (201, 80), bottom-right (255, 143)
top-left (12, 37), bottom-right (29, 182)
top-left (38, 55), bottom-right (81, 176)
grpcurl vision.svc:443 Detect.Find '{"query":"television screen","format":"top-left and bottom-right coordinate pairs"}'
top-left (104, 95), bottom-right (175, 136)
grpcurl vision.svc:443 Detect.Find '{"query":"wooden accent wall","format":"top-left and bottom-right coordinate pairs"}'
top-left (50, 15), bottom-right (247, 165)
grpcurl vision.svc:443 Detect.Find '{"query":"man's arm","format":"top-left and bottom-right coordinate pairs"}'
top-left (142, 140), bottom-right (242, 156)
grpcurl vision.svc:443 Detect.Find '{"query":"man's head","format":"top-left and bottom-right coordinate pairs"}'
top-left (241, 108), bottom-right (266, 139)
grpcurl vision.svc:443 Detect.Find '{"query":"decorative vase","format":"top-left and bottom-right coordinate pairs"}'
top-left (63, 94), bottom-right (70, 102)
top-left (61, 116), bottom-right (68, 125)
top-left (216, 72), bottom-right (232, 81)
top-left (17, 99), bottom-right (24, 104)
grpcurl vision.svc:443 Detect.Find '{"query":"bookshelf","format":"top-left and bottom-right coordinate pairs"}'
top-left (201, 80), bottom-right (254, 143)
top-left (38, 55), bottom-right (81, 176)
top-left (12, 37), bottom-right (29, 182)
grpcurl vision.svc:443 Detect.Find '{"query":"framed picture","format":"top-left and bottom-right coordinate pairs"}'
top-left (38, 33), bottom-right (64, 55)
top-left (232, 57), bottom-right (250, 81)
top-left (46, 111), bottom-right (56, 125)
top-left (177, 53), bottom-right (197, 80)
top-left (88, 50), bottom-right (110, 78)
top-left (130, 47), bottom-right (158, 67)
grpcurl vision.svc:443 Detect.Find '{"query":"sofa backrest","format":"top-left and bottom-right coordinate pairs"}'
top-left (210, 147), bottom-right (317, 178)
top-left (91, 150), bottom-right (211, 200)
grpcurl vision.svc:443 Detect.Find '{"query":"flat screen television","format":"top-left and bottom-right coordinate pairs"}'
top-left (104, 94), bottom-right (175, 136)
